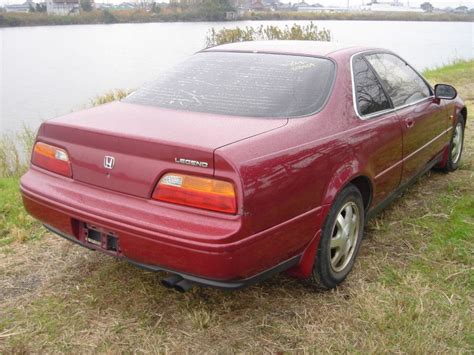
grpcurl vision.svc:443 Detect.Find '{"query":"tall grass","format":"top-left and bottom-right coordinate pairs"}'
top-left (0, 90), bottom-right (129, 179)
top-left (0, 126), bottom-right (36, 178)
top-left (205, 22), bottom-right (331, 47)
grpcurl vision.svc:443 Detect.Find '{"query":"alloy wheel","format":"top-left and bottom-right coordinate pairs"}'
top-left (329, 201), bottom-right (360, 273)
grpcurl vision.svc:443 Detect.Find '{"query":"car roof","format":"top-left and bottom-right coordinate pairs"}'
top-left (203, 40), bottom-right (377, 58)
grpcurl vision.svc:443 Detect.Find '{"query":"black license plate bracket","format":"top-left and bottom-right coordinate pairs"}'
top-left (83, 223), bottom-right (120, 254)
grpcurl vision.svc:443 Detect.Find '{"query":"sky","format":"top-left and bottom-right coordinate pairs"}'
top-left (1, 0), bottom-right (473, 8)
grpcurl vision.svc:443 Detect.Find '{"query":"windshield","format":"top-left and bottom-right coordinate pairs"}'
top-left (124, 51), bottom-right (335, 118)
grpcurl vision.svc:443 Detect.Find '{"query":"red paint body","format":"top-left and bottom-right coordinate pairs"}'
top-left (20, 41), bottom-right (466, 285)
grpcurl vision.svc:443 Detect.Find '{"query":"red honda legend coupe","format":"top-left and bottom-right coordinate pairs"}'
top-left (21, 41), bottom-right (466, 292)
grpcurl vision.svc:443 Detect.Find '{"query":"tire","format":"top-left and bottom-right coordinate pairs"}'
top-left (444, 114), bottom-right (465, 172)
top-left (308, 184), bottom-right (365, 289)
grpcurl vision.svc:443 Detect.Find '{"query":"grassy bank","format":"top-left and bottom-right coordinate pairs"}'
top-left (243, 10), bottom-right (474, 22)
top-left (1, 10), bottom-right (472, 27)
top-left (0, 61), bottom-right (473, 352)
top-left (0, 9), bottom-right (231, 27)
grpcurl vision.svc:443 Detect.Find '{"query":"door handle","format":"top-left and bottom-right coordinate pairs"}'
top-left (405, 118), bottom-right (415, 129)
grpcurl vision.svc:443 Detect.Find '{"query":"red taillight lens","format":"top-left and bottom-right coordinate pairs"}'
top-left (32, 142), bottom-right (72, 177)
top-left (152, 173), bottom-right (237, 214)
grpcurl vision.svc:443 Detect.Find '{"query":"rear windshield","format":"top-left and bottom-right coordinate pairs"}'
top-left (124, 51), bottom-right (335, 118)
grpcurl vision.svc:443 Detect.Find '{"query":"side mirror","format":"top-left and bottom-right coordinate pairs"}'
top-left (434, 84), bottom-right (457, 100)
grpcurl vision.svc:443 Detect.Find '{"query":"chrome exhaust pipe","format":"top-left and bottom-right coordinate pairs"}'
top-left (161, 274), bottom-right (183, 288)
top-left (174, 279), bottom-right (194, 293)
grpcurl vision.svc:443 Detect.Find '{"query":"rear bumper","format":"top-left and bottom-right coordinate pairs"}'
top-left (44, 224), bottom-right (300, 289)
top-left (21, 168), bottom-right (321, 283)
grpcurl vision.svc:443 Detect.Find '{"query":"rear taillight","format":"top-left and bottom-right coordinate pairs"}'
top-left (152, 173), bottom-right (237, 214)
top-left (32, 142), bottom-right (72, 177)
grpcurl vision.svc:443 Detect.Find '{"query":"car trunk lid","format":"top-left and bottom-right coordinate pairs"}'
top-left (39, 101), bottom-right (287, 198)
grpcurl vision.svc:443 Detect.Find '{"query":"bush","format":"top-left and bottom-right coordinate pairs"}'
top-left (195, 0), bottom-right (234, 21)
top-left (80, 0), bottom-right (93, 12)
top-left (150, 2), bottom-right (161, 14)
top-left (205, 22), bottom-right (331, 48)
top-left (102, 9), bottom-right (118, 24)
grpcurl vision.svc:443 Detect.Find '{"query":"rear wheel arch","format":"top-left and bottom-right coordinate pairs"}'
top-left (322, 169), bottom-right (373, 213)
top-left (348, 176), bottom-right (373, 211)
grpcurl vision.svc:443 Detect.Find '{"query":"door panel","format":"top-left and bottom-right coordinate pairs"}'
top-left (364, 52), bottom-right (449, 183)
top-left (364, 113), bottom-right (403, 206)
top-left (396, 100), bottom-right (450, 183)
top-left (351, 54), bottom-right (402, 205)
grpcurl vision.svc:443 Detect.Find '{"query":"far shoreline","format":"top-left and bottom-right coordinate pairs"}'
top-left (1, 10), bottom-right (473, 28)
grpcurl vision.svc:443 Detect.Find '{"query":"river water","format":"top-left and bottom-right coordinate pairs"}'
top-left (1, 20), bottom-right (473, 134)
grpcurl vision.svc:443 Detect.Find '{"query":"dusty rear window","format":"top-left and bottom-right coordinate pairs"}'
top-left (124, 51), bottom-right (335, 118)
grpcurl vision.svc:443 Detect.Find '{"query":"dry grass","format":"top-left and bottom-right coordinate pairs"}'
top-left (0, 126), bottom-right (36, 178)
top-left (0, 62), bottom-right (472, 353)
top-left (90, 89), bottom-right (129, 107)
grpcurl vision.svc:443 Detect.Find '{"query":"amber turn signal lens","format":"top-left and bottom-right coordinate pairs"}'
top-left (32, 142), bottom-right (72, 177)
top-left (152, 173), bottom-right (237, 214)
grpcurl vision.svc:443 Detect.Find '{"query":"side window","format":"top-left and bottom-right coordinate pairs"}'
top-left (365, 53), bottom-right (431, 107)
top-left (353, 56), bottom-right (392, 117)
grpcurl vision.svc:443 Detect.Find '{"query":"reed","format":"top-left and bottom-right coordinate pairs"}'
top-left (205, 22), bottom-right (331, 47)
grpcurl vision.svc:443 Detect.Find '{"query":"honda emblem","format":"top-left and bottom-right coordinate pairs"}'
top-left (104, 156), bottom-right (115, 169)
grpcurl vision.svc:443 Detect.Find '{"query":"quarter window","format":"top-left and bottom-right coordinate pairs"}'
top-left (353, 56), bottom-right (391, 116)
top-left (365, 53), bottom-right (431, 107)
